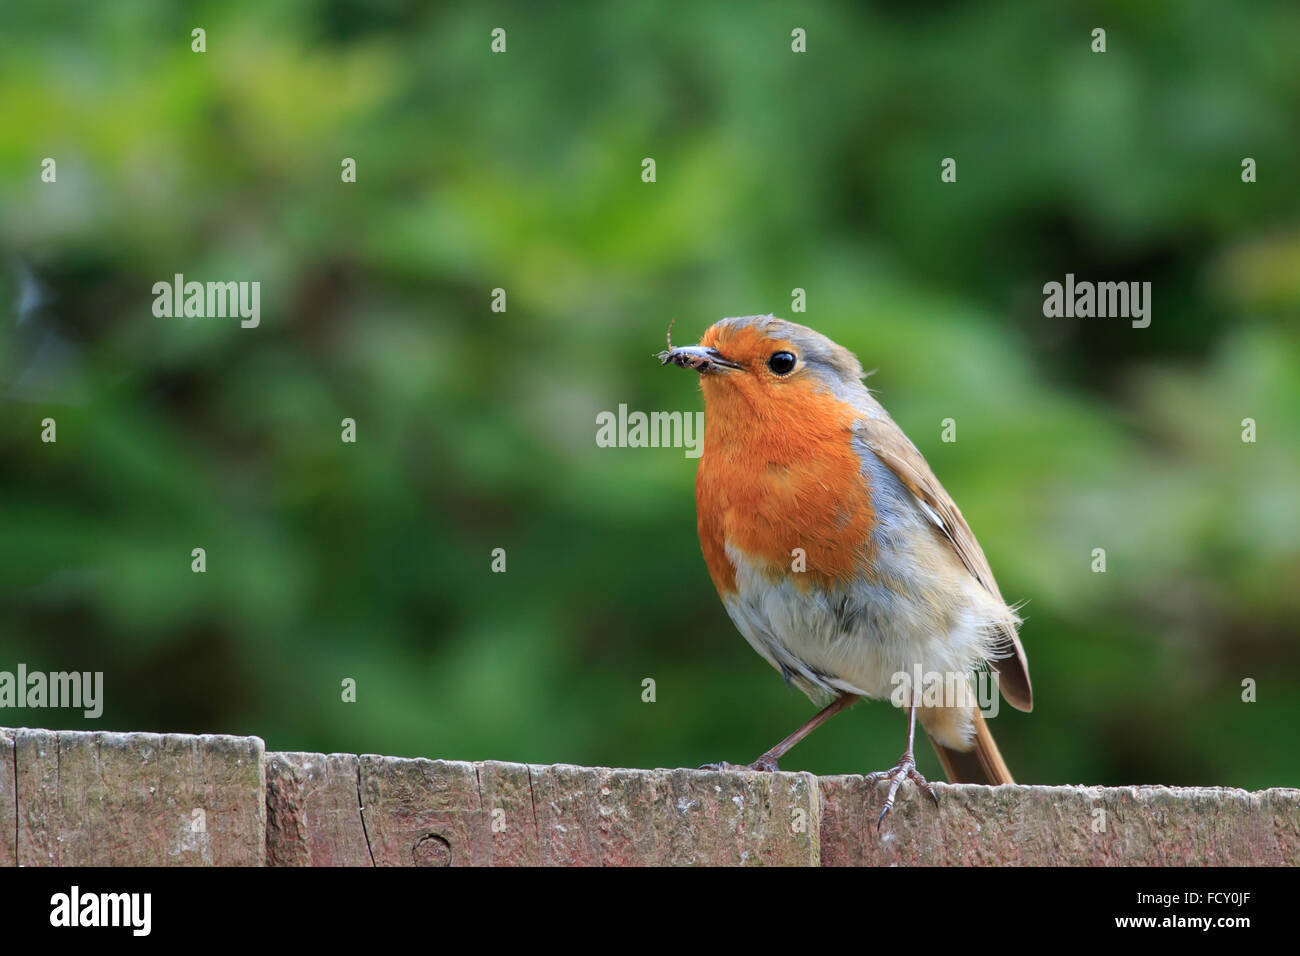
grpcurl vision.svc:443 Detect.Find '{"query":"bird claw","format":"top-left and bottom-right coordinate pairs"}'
top-left (864, 752), bottom-right (938, 829)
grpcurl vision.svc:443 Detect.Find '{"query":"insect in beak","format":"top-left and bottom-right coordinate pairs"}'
top-left (656, 318), bottom-right (741, 373)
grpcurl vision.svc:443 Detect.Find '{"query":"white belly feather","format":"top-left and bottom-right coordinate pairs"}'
top-left (718, 452), bottom-right (1009, 747)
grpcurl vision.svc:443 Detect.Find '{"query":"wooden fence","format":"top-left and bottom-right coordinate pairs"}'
top-left (3, 727), bottom-right (1296, 865)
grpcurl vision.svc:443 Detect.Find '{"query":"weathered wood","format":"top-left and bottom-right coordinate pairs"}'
top-left (358, 756), bottom-right (483, 866)
top-left (474, 760), bottom-right (541, 865)
top-left (354, 758), bottom-right (820, 865)
top-left (265, 752), bottom-right (373, 866)
top-left (4, 727), bottom-right (1298, 866)
top-left (524, 764), bottom-right (819, 866)
top-left (819, 778), bottom-right (1300, 866)
top-left (0, 729), bottom-right (14, 866)
top-left (11, 728), bottom-right (265, 866)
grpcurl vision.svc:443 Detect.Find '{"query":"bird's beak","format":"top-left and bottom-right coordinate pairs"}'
top-left (657, 345), bottom-right (742, 374)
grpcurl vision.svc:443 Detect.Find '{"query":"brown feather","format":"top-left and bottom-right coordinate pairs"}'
top-left (854, 417), bottom-right (1033, 712)
top-left (929, 709), bottom-right (1014, 785)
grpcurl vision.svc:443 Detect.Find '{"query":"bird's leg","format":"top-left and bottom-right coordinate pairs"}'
top-left (700, 694), bottom-right (858, 772)
top-left (864, 703), bottom-right (939, 829)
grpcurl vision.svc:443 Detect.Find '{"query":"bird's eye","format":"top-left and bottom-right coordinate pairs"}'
top-left (768, 351), bottom-right (797, 375)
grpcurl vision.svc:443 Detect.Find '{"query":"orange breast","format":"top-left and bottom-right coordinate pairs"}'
top-left (695, 380), bottom-right (877, 597)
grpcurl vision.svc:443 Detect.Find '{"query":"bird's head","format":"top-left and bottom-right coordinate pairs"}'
top-left (658, 315), bottom-right (866, 412)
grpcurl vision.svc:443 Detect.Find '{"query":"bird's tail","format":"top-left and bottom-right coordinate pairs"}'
top-left (927, 709), bottom-right (1014, 785)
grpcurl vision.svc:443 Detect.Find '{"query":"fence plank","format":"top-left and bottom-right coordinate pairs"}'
top-left (818, 778), bottom-right (1300, 866)
top-left (527, 765), bottom-right (820, 866)
top-left (12, 728), bottom-right (265, 866)
top-left (349, 758), bottom-right (821, 865)
top-left (0, 729), bottom-right (14, 866)
top-left (358, 756), bottom-right (483, 866)
top-left (266, 752), bottom-right (373, 866)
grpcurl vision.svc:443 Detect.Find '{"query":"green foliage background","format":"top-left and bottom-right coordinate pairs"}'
top-left (1, 1), bottom-right (1297, 789)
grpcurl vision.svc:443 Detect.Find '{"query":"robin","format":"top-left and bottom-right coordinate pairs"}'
top-left (659, 315), bottom-right (1032, 826)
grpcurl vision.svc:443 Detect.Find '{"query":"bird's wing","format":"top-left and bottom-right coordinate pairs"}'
top-left (854, 414), bottom-right (1033, 711)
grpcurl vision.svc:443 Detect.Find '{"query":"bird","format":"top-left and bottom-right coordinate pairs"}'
top-left (658, 315), bottom-right (1032, 826)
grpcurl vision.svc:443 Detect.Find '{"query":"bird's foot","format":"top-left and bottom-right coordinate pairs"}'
top-left (698, 753), bottom-right (779, 773)
top-left (864, 751), bottom-right (939, 829)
